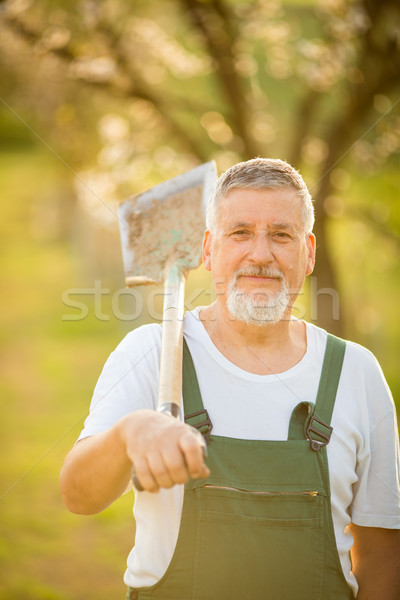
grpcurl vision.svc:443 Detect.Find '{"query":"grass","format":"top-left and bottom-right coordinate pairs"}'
top-left (0, 148), bottom-right (136, 599)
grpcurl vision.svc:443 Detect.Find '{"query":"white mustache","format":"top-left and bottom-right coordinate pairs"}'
top-left (233, 266), bottom-right (284, 281)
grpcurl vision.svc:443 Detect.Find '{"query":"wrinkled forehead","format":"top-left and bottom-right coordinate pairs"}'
top-left (216, 186), bottom-right (304, 224)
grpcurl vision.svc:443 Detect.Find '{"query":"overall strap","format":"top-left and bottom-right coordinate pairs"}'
top-left (182, 338), bottom-right (213, 442)
top-left (288, 334), bottom-right (346, 447)
top-left (314, 334), bottom-right (346, 425)
top-left (305, 334), bottom-right (346, 451)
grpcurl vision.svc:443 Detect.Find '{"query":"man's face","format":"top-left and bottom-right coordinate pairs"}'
top-left (202, 187), bottom-right (316, 324)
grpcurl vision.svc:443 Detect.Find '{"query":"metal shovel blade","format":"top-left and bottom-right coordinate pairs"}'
top-left (117, 161), bottom-right (217, 426)
top-left (118, 161), bottom-right (217, 287)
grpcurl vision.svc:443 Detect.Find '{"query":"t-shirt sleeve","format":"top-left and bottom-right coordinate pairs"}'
top-left (77, 324), bottom-right (161, 441)
top-left (350, 351), bottom-right (400, 528)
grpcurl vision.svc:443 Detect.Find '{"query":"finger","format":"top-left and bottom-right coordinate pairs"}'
top-left (161, 446), bottom-right (191, 485)
top-left (178, 431), bottom-right (210, 479)
top-left (131, 466), bottom-right (144, 492)
top-left (132, 456), bottom-right (160, 493)
top-left (147, 452), bottom-right (175, 489)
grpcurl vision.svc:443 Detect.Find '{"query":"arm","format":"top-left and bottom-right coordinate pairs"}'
top-left (349, 523), bottom-right (400, 599)
top-left (59, 409), bottom-right (209, 515)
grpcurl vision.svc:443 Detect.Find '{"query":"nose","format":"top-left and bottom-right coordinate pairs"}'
top-left (246, 231), bottom-right (275, 264)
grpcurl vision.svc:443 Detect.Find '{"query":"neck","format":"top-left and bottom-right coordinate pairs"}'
top-left (198, 302), bottom-right (307, 375)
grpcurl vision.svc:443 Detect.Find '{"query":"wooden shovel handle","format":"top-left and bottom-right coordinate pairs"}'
top-left (157, 265), bottom-right (186, 418)
top-left (132, 269), bottom-right (205, 491)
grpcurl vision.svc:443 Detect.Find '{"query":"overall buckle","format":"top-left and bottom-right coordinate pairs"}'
top-left (185, 409), bottom-right (213, 443)
top-left (306, 414), bottom-right (333, 451)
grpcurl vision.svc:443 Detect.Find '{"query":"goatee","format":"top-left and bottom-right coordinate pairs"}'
top-left (226, 266), bottom-right (290, 326)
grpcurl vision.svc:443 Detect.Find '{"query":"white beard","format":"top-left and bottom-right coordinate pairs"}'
top-left (226, 266), bottom-right (290, 326)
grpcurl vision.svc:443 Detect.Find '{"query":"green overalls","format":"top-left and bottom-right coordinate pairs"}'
top-left (127, 334), bottom-right (354, 600)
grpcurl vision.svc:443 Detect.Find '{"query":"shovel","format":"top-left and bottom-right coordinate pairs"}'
top-left (118, 161), bottom-right (217, 424)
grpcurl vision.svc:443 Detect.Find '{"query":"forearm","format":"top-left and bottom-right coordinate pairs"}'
top-left (354, 553), bottom-right (400, 599)
top-left (60, 409), bottom-right (209, 513)
top-left (60, 418), bottom-right (132, 515)
top-left (350, 524), bottom-right (400, 600)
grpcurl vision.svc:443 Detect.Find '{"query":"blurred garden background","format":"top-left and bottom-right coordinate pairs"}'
top-left (0, 0), bottom-right (399, 597)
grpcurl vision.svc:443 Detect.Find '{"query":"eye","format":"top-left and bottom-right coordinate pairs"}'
top-left (273, 231), bottom-right (291, 241)
top-left (230, 229), bottom-right (251, 239)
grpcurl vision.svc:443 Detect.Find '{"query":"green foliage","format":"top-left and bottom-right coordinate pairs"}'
top-left (0, 150), bottom-right (134, 598)
top-left (0, 0), bottom-right (399, 595)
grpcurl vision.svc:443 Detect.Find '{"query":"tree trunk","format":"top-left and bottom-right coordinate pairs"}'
top-left (311, 181), bottom-right (344, 337)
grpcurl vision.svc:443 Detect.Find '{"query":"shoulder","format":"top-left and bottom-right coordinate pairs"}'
top-left (115, 322), bottom-right (162, 356)
top-left (98, 323), bottom-right (162, 382)
top-left (340, 336), bottom-right (388, 388)
top-left (306, 321), bottom-right (384, 375)
top-left (306, 322), bottom-right (393, 405)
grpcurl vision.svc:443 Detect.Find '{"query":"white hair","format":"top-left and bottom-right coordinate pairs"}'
top-left (206, 158), bottom-right (314, 234)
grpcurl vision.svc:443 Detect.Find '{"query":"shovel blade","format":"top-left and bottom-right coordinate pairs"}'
top-left (118, 161), bottom-right (217, 286)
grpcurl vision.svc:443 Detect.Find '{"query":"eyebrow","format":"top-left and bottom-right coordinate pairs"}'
top-left (269, 223), bottom-right (296, 231)
top-left (228, 222), bottom-right (254, 229)
top-left (227, 221), bottom-right (297, 231)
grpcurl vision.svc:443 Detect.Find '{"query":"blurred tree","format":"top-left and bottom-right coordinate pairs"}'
top-left (0, 0), bottom-right (399, 334)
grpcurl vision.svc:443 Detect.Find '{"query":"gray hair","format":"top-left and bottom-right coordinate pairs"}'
top-left (206, 158), bottom-right (314, 234)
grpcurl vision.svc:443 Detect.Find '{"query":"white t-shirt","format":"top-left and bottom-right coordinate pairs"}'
top-left (79, 309), bottom-right (400, 596)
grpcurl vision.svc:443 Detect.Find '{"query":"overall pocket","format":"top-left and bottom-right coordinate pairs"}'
top-left (192, 486), bottom-right (324, 600)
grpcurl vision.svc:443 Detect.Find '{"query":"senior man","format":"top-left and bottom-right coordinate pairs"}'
top-left (60, 158), bottom-right (400, 599)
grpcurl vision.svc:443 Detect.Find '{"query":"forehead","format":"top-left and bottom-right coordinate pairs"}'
top-left (217, 187), bottom-right (303, 227)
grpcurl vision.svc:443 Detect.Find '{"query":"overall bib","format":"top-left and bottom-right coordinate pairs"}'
top-left (127, 334), bottom-right (354, 600)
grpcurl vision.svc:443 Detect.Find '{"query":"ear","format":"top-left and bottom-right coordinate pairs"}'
top-left (202, 230), bottom-right (212, 271)
top-left (305, 233), bottom-right (316, 276)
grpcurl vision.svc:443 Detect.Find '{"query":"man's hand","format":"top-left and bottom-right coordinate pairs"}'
top-left (119, 409), bottom-right (210, 493)
top-left (60, 409), bottom-right (210, 514)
